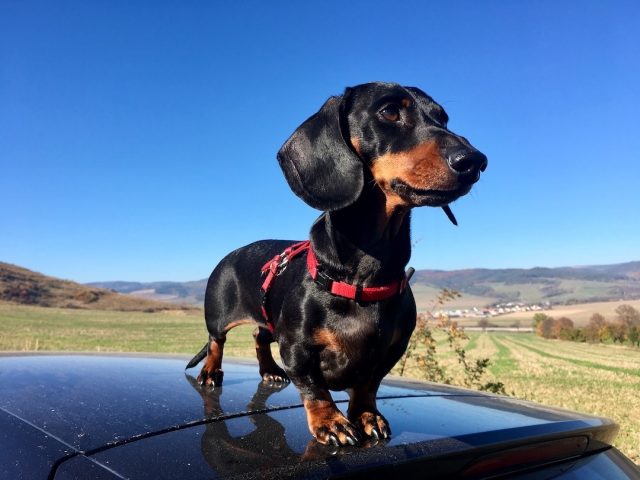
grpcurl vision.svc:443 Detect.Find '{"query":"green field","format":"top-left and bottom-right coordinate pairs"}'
top-left (1, 302), bottom-right (638, 463)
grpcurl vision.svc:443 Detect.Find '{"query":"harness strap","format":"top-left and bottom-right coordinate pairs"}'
top-left (260, 241), bottom-right (310, 331)
top-left (259, 240), bottom-right (410, 330)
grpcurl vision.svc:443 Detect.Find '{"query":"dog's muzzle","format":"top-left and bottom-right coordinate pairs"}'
top-left (447, 150), bottom-right (488, 184)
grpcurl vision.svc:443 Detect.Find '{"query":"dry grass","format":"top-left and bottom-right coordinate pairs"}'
top-left (0, 302), bottom-right (255, 356)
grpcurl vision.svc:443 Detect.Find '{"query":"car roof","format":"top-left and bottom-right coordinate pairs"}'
top-left (0, 354), bottom-right (619, 479)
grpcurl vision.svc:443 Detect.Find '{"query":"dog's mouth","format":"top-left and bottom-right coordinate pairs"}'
top-left (390, 179), bottom-right (471, 207)
top-left (390, 179), bottom-right (470, 226)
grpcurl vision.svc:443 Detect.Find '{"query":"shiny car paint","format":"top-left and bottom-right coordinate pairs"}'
top-left (0, 354), bottom-right (638, 479)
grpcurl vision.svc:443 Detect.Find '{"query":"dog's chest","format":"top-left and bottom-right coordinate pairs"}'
top-left (313, 303), bottom-right (405, 388)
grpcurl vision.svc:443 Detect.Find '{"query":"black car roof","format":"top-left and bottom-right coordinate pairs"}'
top-left (0, 354), bottom-right (620, 479)
top-left (0, 354), bottom-right (480, 451)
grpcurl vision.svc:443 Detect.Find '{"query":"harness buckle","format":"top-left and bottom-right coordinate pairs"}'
top-left (275, 252), bottom-right (289, 275)
top-left (354, 284), bottom-right (364, 302)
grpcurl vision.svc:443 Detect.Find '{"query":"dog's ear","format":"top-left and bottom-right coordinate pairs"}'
top-left (277, 94), bottom-right (363, 211)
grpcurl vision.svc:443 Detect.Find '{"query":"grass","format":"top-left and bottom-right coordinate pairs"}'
top-left (1, 301), bottom-right (638, 463)
top-left (0, 302), bottom-right (258, 357)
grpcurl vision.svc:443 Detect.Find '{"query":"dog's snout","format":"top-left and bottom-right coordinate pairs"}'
top-left (447, 150), bottom-right (488, 179)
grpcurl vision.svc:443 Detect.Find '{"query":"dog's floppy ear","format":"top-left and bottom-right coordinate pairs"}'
top-left (277, 93), bottom-right (363, 211)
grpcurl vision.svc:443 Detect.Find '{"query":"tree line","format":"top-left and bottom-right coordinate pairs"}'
top-left (533, 304), bottom-right (640, 347)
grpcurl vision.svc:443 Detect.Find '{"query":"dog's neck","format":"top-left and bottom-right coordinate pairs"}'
top-left (309, 186), bottom-right (411, 285)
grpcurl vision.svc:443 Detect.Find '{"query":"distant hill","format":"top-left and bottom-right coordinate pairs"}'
top-left (87, 279), bottom-right (208, 305)
top-left (0, 262), bottom-right (198, 312)
top-left (89, 261), bottom-right (640, 308)
top-left (411, 261), bottom-right (640, 306)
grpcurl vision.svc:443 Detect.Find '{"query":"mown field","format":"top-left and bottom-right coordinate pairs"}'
top-left (0, 302), bottom-right (211, 354)
top-left (1, 302), bottom-right (638, 463)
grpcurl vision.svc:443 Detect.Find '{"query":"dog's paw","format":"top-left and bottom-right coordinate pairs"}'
top-left (312, 415), bottom-right (361, 447)
top-left (353, 411), bottom-right (391, 441)
top-left (260, 364), bottom-right (290, 384)
top-left (261, 371), bottom-right (290, 384)
top-left (197, 368), bottom-right (224, 388)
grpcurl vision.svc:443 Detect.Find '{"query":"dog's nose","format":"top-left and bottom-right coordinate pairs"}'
top-left (447, 150), bottom-right (488, 181)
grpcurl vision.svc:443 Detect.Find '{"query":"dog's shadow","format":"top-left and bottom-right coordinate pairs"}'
top-left (185, 374), bottom-right (336, 476)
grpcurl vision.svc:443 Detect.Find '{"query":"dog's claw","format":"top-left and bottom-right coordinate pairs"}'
top-left (313, 416), bottom-right (361, 447)
top-left (261, 373), bottom-right (290, 385)
top-left (340, 425), bottom-right (361, 447)
top-left (261, 369), bottom-right (290, 384)
top-left (352, 410), bottom-right (390, 441)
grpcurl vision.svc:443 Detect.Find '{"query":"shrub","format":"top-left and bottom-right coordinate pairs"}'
top-left (536, 316), bottom-right (555, 338)
top-left (532, 313), bottom-right (551, 330)
top-left (616, 304), bottom-right (640, 327)
top-left (397, 289), bottom-right (506, 395)
top-left (552, 317), bottom-right (574, 339)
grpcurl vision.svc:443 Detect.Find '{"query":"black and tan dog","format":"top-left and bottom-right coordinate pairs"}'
top-left (187, 82), bottom-right (487, 446)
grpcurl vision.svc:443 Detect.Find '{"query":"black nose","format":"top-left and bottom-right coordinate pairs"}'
top-left (447, 150), bottom-right (488, 180)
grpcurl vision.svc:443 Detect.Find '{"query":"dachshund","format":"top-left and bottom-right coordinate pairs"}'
top-left (187, 82), bottom-right (487, 446)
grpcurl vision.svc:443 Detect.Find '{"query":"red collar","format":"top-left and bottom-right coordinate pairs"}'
top-left (305, 244), bottom-right (408, 301)
top-left (261, 240), bottom-right (408, 304)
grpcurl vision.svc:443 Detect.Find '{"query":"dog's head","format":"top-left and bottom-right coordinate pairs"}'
top-left (277, 82), bottom-right (487, 220)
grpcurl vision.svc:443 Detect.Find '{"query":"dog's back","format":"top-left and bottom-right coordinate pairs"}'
top-left (203, 239), bottom-right (297, 337)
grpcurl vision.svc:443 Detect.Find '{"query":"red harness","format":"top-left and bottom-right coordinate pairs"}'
top-left (259, 241), bottom-right (410, 332)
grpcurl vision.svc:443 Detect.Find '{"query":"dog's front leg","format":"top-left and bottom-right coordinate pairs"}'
top-left (300, 387), bottom-right (361, 446)
top-left (347, 384), bottom-right (390, 440)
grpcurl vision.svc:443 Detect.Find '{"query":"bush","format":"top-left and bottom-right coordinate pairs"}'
top-left (552, 317), bottom-right (574, 339)
top-left (536, 316), bottom-right (555, 338)
top-left (397, 289), bottom-right (506, 395)
top-left (629, 326), bottom-right (640, 347)
top-left (615, 304), bottom-right (640, 327)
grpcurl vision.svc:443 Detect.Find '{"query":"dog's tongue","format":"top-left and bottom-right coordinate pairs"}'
top-left (442, 205), bottom-right (458, 226)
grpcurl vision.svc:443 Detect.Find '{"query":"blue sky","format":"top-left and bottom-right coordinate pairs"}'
top-left (1, 1), bottom-right (639, 283)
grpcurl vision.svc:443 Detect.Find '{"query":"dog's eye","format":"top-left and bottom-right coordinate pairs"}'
top-left (380, 104), bottom-right (401, 122)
